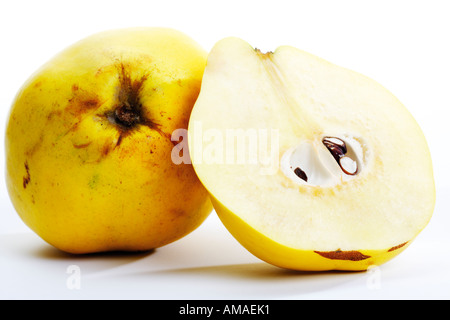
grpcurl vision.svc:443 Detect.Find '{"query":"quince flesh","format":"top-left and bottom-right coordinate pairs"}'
top-left (188, 37), bottom-right (435, 271)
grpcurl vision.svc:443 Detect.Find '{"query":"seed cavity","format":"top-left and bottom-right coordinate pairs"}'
top-left (281, 135), bottom-right (365, 187)
top-left (322, 137), bottom-right (358, 175)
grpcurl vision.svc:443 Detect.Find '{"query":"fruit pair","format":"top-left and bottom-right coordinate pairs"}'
top-left (5, 28), bottom-right (435, 271)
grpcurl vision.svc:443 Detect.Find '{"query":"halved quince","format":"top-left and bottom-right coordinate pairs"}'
top-left (188, 37), bottom-right (435, 271)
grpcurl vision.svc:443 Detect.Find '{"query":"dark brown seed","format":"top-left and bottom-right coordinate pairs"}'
top-left (322, 136), bottom-right (346, 161)
top-left (322, 136), bottom-right (358, 175)
top-left (294, 167), bottom-right (308, 182)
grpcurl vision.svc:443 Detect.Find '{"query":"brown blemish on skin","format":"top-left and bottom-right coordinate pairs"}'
top-left (388, 241), bottom-right (409, 252)
top-left (47, 109), bottom-right (62, 121)
top-left (23, 161), bottom-right (31, 189)
top-left (95, 67), bottom-right (104, 76)
top-left (25, 134), bottom-right (44, 157)
top-left (25, 108), bottom-right (63, 158)
top-left (73, 141), bottom-right (92, 149)
top-left (83, 99), bottom-right (99, 109)
top-left (170, 208), bottom-right (186, 218)
top-left (314, 249), bottom-right (371, 261)
top-left (115, 133), bottom-right (124, 148)
top-left (101, 141), bottom-right (112, 157)
top-left (66, 84), bottom-right (102, 117)
top-left (60, 84), bottom-right (105, 140)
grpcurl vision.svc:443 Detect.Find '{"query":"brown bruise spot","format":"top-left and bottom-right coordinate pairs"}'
top-left (314, 249), bottom-right (371, 261)
top-left (95, 66), bottom-right (106, 77)
top-left (170, 208), bottom-right (186, 218)
top-left (101, 140), bottom-right (112, 158)
top-left (25, 134), bottom-right (44, 157)
top-left (83, 99), bottom-right (99, 109)
top-left (388, 241), bottom-right (409, 252)
top-left (73, 141), bottom-right (92, 149)
top-left (115, 133), bottom-right (124, 148)
top-left (26, 107), bottom-right (63, 158)
top-left (66, 84), bottom-right (102, 118)
top-left (23, 161), bottom-right (31, 189)
top-left (47, 109), bottom-right (62, 121)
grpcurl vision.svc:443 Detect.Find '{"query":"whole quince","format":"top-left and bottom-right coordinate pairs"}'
top-left (5, 27), bottom-right (212, 254)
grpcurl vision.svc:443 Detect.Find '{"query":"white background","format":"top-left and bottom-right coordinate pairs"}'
top-left (1, 0), bottom-right (449, 300)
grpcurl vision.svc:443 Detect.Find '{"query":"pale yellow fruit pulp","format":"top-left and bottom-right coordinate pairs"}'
top-left (188, 37), bottom-right (435, 271)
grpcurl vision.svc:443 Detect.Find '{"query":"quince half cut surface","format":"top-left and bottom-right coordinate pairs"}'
top-left (188, 37), bottom-right (435, 271)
